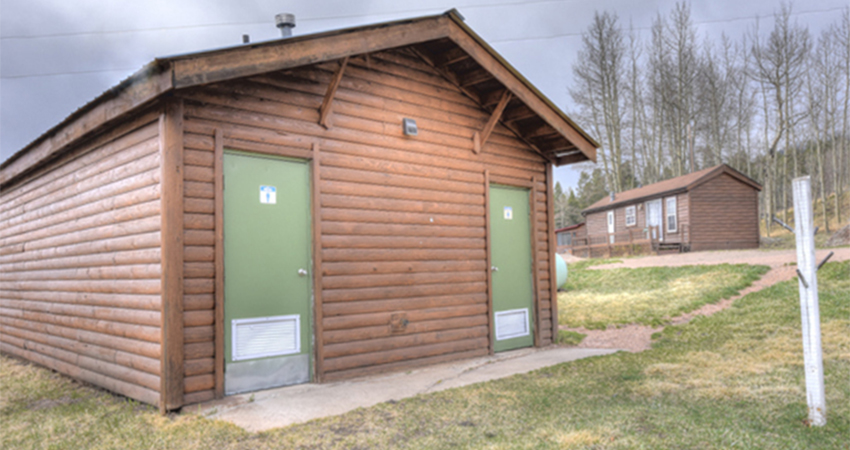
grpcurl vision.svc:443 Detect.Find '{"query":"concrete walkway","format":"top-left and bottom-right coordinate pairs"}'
top-left (193, 346), bottom-right (617, 432)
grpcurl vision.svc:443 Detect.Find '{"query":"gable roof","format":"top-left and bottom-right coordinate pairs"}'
top-left (0, 9), bottom-right (598, 188)
top-left (582, 164), bottom-right (762, 215)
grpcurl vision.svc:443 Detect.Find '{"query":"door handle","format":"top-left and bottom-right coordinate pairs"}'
top-left (491, 266), bottom-right (499, 272)
top-left (297, 268), bottom-right (308, 276)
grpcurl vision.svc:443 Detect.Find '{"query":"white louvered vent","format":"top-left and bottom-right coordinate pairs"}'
top-left (232, 315), bottom-right (300, 361)
top-left (495, 308), bottom-right (530, 341)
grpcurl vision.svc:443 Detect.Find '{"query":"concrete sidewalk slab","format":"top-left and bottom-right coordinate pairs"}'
top-left (193, 346), bottom-right (618, 432)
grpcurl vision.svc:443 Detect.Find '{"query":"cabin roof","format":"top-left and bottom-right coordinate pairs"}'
top-left (582, 164), bottom-right (762, 215)
top-left (0, 9), bottom-right (598, 188)
top-left (555, 223), bottom-right (585, 234)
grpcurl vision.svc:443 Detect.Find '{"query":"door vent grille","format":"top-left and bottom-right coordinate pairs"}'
top-left (232, 315), bottom-right (300, 361)
top-left (495, 308), bottom-right (530, 341)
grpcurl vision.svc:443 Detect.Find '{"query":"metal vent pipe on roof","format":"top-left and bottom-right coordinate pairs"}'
top-left (275, 13), bottom-right (296, 37)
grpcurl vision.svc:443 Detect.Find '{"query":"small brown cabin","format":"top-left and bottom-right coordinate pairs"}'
top-left (580, 164), bottom-right (761, 254)
top-left (555, 223), bottom-right (585, 253)
top-left (0, 11), bottom-right (598, 412)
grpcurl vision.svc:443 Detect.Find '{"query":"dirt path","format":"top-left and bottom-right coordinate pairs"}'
top-left (561, 248), bottom-right (848, 352)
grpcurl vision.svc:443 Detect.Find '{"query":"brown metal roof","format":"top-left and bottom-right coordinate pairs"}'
top-left (582, 164), bottom-right (762, 215)
top-left (0, 9), bottom-right (598, 188)
top-left (555, 223), bottom-right (585, 234)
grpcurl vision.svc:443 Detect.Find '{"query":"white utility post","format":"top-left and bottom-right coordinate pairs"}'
top-left (791, 176), bottom-right (826, 426)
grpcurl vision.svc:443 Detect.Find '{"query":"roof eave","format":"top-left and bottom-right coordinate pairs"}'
top-left (1, 9), bottom-right (598, 187)
top-left (443, 10), bottom-right (597, 165)
top-left (169, 14), bottom-right (454, 89)
top-left (581, 187), bottom-right (689, 215)
top-left (0, 61), bottom-right (173, 187)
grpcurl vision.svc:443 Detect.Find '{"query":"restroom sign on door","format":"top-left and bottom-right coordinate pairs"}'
top-left (260, 185), bottom-right (277, 204)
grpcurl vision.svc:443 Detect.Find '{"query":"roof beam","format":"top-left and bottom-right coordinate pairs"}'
top-left (446, 20), bottom-right (597, 164)
top-left (412, 46), bottom-right (552, 163)
top-left (433, 46), bottom-right (469, 67)
top-left (557, 152), bottom-right (588, 165)
top-left (481, 89), bottom-right (508, 107)
top-left (499, 120), bottom-right (555, 164)
top-left (318, 57), bottom-right (349, 128)
top-left (409, 46), bottom-right (482, 104)
top-left (502, 106), bottom-right (537, 124)
top-left (475, 90), bottom-right (511, 153)
top-left (459, 69), bottom-right (492, 87)
top-left (523, 123), bottom-right (559, 139)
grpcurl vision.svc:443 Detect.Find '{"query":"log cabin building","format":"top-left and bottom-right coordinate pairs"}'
top-left (580, 164), bottom-right (761, 253)
top-left (0, 11), bottom-right (598, 412)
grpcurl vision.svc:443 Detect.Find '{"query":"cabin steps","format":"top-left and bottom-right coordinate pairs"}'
top-left (655, 242), bottom-right (682, 255)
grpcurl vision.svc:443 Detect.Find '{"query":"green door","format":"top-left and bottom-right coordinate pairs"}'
top-left (490, 184), bottom-right (535, 352)
top-left (223, 151), bottom-right (313, 395)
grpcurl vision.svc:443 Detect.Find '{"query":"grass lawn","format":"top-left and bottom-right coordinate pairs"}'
top-left (2, 262), bottom-right (848, 449)
top-left (558, 261), bottom-right (770, 329)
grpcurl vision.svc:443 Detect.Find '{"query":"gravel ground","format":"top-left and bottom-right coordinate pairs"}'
top-left (561, 247), bottom-right (849, 352)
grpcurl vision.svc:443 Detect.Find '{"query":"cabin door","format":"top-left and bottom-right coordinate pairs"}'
top-left (646, 199), bottom-right (663, 241)
top-left (489, 185), bottom-right (535, 352)
top-left (607, 211), bottom-right (615, 243)
top-left (223, 151), bottom-right (313, 395)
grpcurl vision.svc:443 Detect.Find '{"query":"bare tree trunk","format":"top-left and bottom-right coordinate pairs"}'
top-left (837, 8), bottom-right (850, 225)
top-left (815, 139), bottom-right (829, 233)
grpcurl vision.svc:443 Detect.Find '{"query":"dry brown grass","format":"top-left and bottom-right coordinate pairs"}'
top-left (3, 262), bottom-right (848, 449)
top-left (559, 263), bottom-right (768, 329)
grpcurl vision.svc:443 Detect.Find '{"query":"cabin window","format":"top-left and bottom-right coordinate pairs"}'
top-left (625, 206), bottom-right (636, 227)
top-left (665, 196), bottom-right (677, 233)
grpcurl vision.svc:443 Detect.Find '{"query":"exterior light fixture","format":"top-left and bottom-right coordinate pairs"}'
top-left (403, 118), bottom-right (418, 136)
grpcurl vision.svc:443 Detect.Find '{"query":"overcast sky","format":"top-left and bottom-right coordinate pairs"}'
top-left (1, 0), bottom-right (846, 190)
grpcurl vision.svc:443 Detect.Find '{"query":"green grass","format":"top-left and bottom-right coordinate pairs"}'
top-left (3, 262), bottom-right (848, 449)
top-left (558, 263), bottom-right (770, 329)
top-left (557, 330), bottom-right (587, 346)
top-left (568, 258), bottom-right (623, 270)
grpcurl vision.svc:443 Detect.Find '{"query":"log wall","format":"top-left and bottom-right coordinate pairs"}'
top-left (584, 191), bottom-right (689, 245)
top-left (0, 118), bottom-right (163, 405)
top-left (179, 110), bottom-right (218, 405)
top-left (689, 173), bottom-right (760, 251)
top-left (180, 47), bottom-right (554, 390)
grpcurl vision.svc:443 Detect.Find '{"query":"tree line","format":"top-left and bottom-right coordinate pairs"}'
top-left (558, 2), bottom-right (850, 235)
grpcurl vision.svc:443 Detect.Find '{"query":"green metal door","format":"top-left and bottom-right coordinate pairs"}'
top-left (223, 151), bottom-right (312, 395)
top-left (489, 184), bottom-right (535, 352)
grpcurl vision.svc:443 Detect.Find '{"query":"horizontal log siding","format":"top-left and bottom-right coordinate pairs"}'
top-left (0, 121), bottom-right (162, 405)
top-left (180, 125), bottom-right (217, 405)
top-left (689, 173), bottom-right (759, 251)
top-left (585, 191), bottom-right (689, 244)
top-left (182, 48), bottom-right (552, 387)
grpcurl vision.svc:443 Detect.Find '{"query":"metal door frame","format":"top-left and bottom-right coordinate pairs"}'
top-left (484, 175), bottom-right (540, 353)
top-left (221, 149), bottom-right (314, 394)
top-left (213, 136), bottom-right (325, 398)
